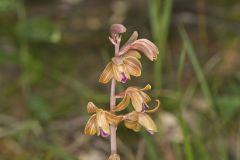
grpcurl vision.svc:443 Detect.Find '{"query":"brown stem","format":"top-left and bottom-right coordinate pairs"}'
top-left (110, 34), bottom-right (120, 154)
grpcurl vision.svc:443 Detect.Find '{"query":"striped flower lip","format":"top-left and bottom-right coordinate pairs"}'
top-left (141, 103), bottom-right (146, 112)
top-left (121, 72), bottom-right (127, 83)
top-left (99, 51), bottom-right (142, 84)
top-left (112, 84), bottom-right (160, 113)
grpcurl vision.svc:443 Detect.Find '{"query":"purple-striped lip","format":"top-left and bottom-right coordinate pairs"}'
top-left (100, 128), bottom-right (109, 138)
top-left (141, 103), bottom-right (146, 112)
top-left (121, 72), bottom-right (127, 83)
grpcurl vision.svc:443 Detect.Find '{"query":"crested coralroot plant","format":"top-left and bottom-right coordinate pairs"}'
top-left (84, 24), bottom-right (160, 160)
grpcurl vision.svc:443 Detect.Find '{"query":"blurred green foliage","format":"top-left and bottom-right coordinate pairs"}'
top-left (0, 0), bottom-right (240, 159)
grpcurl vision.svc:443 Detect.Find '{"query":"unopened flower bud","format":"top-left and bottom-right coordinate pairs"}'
top-left (110, 24), bottom-right (126, 34)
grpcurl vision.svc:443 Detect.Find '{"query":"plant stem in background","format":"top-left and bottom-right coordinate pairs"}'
top-left (16, 2), bottom-right (31, 96)
top-left (149, 0), bottom-right (174, 91)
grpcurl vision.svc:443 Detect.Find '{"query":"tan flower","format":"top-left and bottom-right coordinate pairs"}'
top-left (99, 31), bottom-right (158, 84)
top-left (84, 102), bottom-right (123, 138)
top-left (99, 51), bottom-right (142, 84)
top-left (123, 106), bottom-right (159, 134)
top-left (112, 84), bottom-right (160, 112)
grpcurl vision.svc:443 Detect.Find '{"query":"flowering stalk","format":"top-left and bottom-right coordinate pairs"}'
top-left (84, 24), bottom-right (159, 160)
top-left (109, 28), bottom-right (121, 154)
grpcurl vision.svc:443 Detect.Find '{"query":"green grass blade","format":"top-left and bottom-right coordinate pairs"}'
top-left (178, 111), bottom-right (194, 160)
top-left (179, 26), bottom-right (213, 107)
top-left (149, 0), bottom-right (174, 91)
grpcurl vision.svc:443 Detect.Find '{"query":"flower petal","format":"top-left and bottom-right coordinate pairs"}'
top-left (124, 56), bottom-right (142, 77)
top-left (140, 84), bottom-right (151, 91)
top-left (96, 111), bottom-right (110, 135)
top-left (123, 31), bottom-right (138, 47)
top-left (131, 39), bottom-right (158, 61)
top-left (105, 111), bottom-right (123, 125)
top-left (140, 91), bottom-right (151, 103)
top-left (84, 114), bottom-right (97, 135)
top-left (112, 63), bottom-right (122, 82)
top-left (125, 50), bottom-right (141, 59)
top-left (87, 102), bottom-right (99, 113)
top-left (124, 111), bottom-right (139, 121)
top-left (129, 91), bottom-right (144, 112)
top-left (145, 100), bottom-right (160, 113)
top-left (124, 120), bottom-right (141, 132)
top-left (112, 95), bottom-right (130, 112)
top-left (99, 62), bottom-right (113, 84)
top-left (138, 113), bottom-right (158, 133)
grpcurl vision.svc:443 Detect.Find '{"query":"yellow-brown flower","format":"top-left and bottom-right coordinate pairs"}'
top-left (112, 84), bottom-right (160, 112)
top-left (84, 102), bottom-right (123, 138)
top-left (99, 51), bottom-right (142, 84)
top-left (123, 105), bottom-right (159, 134)
top-left (99, 31), bottom-right (159, 84)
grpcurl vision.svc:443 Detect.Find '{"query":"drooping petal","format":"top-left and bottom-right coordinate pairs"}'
top-left (122, 64), bottom-right (131, 79)
top-left (137, 39), bottom-right (159, 55)
top-left (140, 84), bottom-right (151, 91)
top-left (145, 100), bottom-right (160, 113)
top-left (99, 62), bottom-right (113, 84)
top-left (125, 50), bottom-right (141, 59)
top-left (105, 111), bottom-right (123, 125)
top-left (96, 111), bottom-right (110, 136)
top-left (112, 95), bottom-right (130, 112)
top-left (87, 102), bottom-right (99, 113)
top-left (131, 39), bottom-right (158, 61)
top-left (124, 111), bottom-right (139, 121)
top-left (123, 31), bottom-right (138, 47)
top-left (112, 63), bottom-right (122, 82)
top-left (124, 56), bottom-right (142, 77)
top-left (124, 120), bottom-right (141, 132)
top-left (140, 91), bottom-right (151, 103)
top-left (84, 114), bottom-right (97, 135)
top-left (138, 113), bottom-right (158, 133)
top-left (129, 91), bottom-right (144, 112)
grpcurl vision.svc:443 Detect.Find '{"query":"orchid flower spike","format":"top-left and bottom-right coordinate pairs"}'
top-left (112, 84), bottom-right (160, 113)
top-left (84, 102), bottom-right (123, 138)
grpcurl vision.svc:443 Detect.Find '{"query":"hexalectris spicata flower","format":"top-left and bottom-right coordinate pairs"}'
top-left (112, 84), bottom-right (160, 112)
top-left (99, 50), bottom-right (142, 84)
top-left (99, 31), bottom-right (159, 84)
top-left (84, 102), bottom-right (123, 138)
top-left (123, 104), bottom-right (160, 134)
